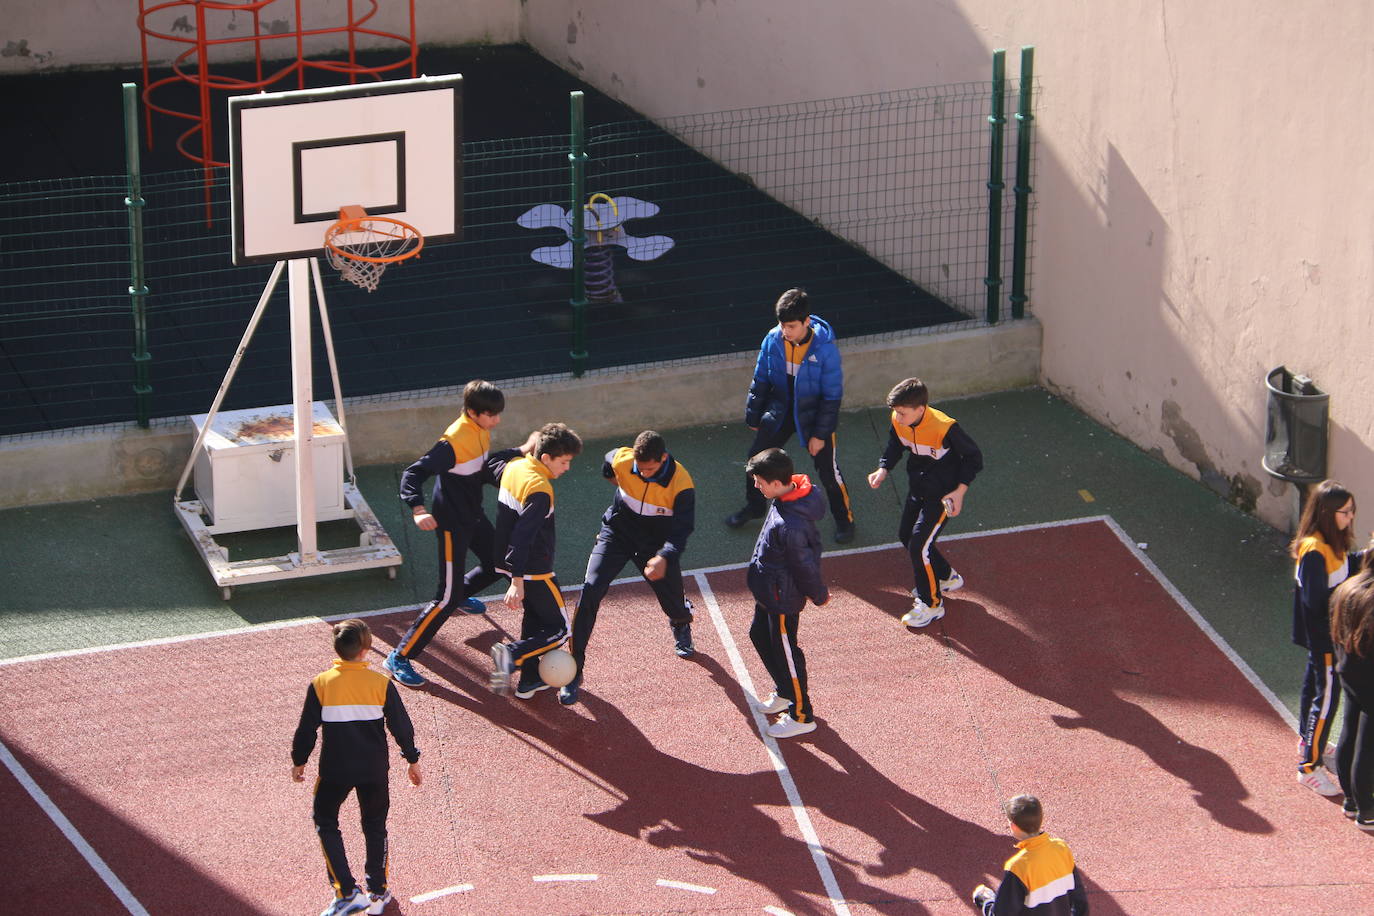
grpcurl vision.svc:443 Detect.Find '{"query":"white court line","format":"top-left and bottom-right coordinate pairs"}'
top-left (410, 883), bottom-right (474, 902)
top-left (764, 907), bottom-right (797, 916)
top-left (657, 878), bottom-right (717, 894)
top-left (533, 873), bottom-right (598, 882)
top-left (696, 573), bottom-right (853, 916)
top-left (0, 738), bottom-right (150, 916)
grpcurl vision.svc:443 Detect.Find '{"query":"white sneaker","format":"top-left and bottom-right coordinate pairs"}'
top-left (367, 890), bottom-right (393, 915)
top-left (767, 714), bottom-right (817, 738)
top-left (1322, 744), bottom-right (1337, 772)
top-left (1296, 766), bottom-right (1343, 797)
top-left (901, 600), bottom-right (945, 628)
top-left (940, 570), bottom-right (964, 592)
top-left (754, 692), bottom-right (792, 715)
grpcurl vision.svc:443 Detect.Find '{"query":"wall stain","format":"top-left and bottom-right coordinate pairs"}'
top-left (1160, 398), bottom-right (1260, 512)
top-left (567, 21), bottom-right (578, 44)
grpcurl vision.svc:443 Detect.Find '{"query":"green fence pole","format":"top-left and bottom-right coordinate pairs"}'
top-left (1010, 46), bottom-right (1035, 320)
top-left (984, 49), bottom-right (1007, 324)
top-left (123, 83), bottom-right (152, 428)
top-left (568, 91), bottom-right (589, 377)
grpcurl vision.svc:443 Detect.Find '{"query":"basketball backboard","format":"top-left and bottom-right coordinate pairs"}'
top-left (228, 74), bottom-right (462, 265)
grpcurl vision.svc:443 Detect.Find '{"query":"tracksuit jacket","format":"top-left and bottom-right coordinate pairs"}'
top-left (399, 413), bottom-right (518, 529)
top-left (493, 455), bottom-right (558, 578)
top-left (1291, 535), bottom-right (1354, 652)
top-left (979, 833), bottom-right (1088, 915)
top-left (747, 475), bottom-right (829, 614)
top-left (878, 405), bottom-right (983, 500)
top-left (291, 659), bottom-right (420, 785)
top-left (745, 315), bottom-right (843, 441)
top-left (599, 447), bottom-right (695, 558)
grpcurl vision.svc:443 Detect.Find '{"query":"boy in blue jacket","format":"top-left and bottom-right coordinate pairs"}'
top-left (727, 288), bottom-right (855, 543)
top-left (745, 448), bottom-right (830, 739)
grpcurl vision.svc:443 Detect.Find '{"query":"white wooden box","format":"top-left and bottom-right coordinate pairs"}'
top-left (191, 402), bottom-right (349, 533)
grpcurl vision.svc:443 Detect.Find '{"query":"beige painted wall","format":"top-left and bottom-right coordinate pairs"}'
top-left (0, 0), bottom-right (519, 72)
top-left (521, 1), bottom-right (1374, 536)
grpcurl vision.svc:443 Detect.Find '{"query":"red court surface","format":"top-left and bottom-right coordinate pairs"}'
top-left (3, 518), bottom-right (1371, 915)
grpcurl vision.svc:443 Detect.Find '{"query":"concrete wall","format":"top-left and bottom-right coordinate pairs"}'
top-left (0, 321), bottom-right (1039, 508)
top-left (0, 0), bottom-right (520, 72)
top-left (520, 1), bottom-right (1374, 538)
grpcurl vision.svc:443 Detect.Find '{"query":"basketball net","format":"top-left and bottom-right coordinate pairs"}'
top-left (324, 206), bottom-right (425, 292)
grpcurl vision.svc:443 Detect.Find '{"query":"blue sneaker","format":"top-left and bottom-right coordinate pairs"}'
top-left (558, 676), bottom-right (581, 705)
top-left (458, 597), bottom-right (486, 615)
top-left (383, 651), bottom-right (426, 689)
top-left (489, 643), bottom-right (514, 695)
top-left (515, 677), bottom-right (551, 700)
top-left (321, 888), bottom-right (368, 916)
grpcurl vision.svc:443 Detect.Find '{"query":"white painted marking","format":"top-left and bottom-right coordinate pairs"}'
top-left (764, 907), bottom-right (797, 916)
top-left (656, 878), bottom-right (717, 894)
top-left (533, 873), bottom-right (598, 882)
top-left (0, 738), bottom-right (150, 916)
top-left (696, 573), bottom-right (853, 916)
top-left (410, 884), bottom-right (473, 903)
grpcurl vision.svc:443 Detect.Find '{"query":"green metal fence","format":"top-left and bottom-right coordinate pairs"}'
top-left (0, 74), bottom-right (1035, 438)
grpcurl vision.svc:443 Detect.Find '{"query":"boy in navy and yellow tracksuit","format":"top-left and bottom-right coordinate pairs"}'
top-left (867, 377), bottom-right (982, 629)
top-left (292, 619), bottom-right (422, 916)
top-left (745, 448), bottom-right (830, 740)
top-left (389, 380), bottom-right (533, 689)
top-left (727, 287), bottom-right (855, 543)
top-left (561, 430), bottom-right (696, 705)
top-left (488, 423), bottom-right (583, 697)
top-left (972, 795), bottom-right (1088, 915)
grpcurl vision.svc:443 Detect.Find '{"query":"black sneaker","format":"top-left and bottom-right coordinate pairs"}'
top-left (672, 622), bottom-right (694, 658)
top-left (834, 523), bottom-right (855, 544)
top-left (558, 676), bottom-right (581, 705)
top-left (725, 506), bottom-right (763, 528)
top-left (514, 677), bottom-right (551, 700)
top-left (1344, 799), bottom-right (1359, 820)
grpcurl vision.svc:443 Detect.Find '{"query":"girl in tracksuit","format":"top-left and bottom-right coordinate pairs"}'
top-left (1330, 546), bottom-right (1374, 830)
top-left (1291, 479), bottom-right (1359, 796)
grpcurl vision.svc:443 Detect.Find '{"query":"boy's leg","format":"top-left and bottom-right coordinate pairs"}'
top-left (1335, 692), bottom-right (1361, 799)
top-left (569, 532), bottom-right (634, 677)
top-left (640, 550), bottom-right (694, 657)
top-left (312, 779), bottom-right (360, 898)
top-left (459, 513), bottom-right (503, 603)
top-left (808, 433), bottom-right (855, 537)
top-left (355, 780), bottom-right (392, 900)
top-left (1298, 651), bottom-right (1339, 772)
top-left (733, 419), bottom-right (793, 521)
top-left (747, 604), bottom-right (811, 723)
top-left (904, 496), bottom-right (951, 610)
top-left (394, 525), bottom-right (477, 662)
top-left (507, 576), bottom-right (571, 685)
top-left (1352, 704), bottom-right (1374, 820)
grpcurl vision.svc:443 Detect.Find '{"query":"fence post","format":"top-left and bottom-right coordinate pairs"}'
top-left (1010, 46), bottom-right (1035, 319)
top-left (568, 91), bottom-right (589, 378)
top-left (123, 83), bottom-right (153, 428)
top-left (984, 49), bottom-right (1007, 324)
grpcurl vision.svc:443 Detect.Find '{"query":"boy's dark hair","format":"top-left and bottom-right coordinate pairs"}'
top-left (886, 377), bottom-right (930, 410)
top-left (333, 618), bottom-right (371, 660)
top-left (463, 379), bottom-right (505, 416)
top-left (1003, 794), bottom-right (1044, 834)
top-left (1290, 479), bottom-right (1356, 557)
top-left (745, 447), bottom-right (794, 484)
top-left (774, 287), bottom-right (810, 323)
top-left (633, 430), bottom-right (667, 463)
top-left (535, 422), bottom-right (583, 459)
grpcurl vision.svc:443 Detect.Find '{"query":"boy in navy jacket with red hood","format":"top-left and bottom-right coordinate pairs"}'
top-left (745, 448), bottom-right (830, 739)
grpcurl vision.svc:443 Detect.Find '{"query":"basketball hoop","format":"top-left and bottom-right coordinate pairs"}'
top-left (324, 206), bottom-right (425, 292)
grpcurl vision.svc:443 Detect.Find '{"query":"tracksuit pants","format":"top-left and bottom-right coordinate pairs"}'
top-left (396, 517), bottom-right (503, 660)
top-left (511, 575), bottom-right (570, 685)
top-left (742, 414), bottom-right (853, 527)
top-left (313, 778), bottom-right (389, 899)
top-left (899, 495), bottom-right (953, 609)
top-left (749, 603), bottom-right (812, 723)
top-left (570, 532), bottom-right (692, 680)
top-left (1335, 683), bottom-right (1374, 820)
top-left (1298, 651), bottom-right (1339, 772)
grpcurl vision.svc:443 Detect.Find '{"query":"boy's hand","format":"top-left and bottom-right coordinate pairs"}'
top-left (412, 508), bottom-right (437, 531)
top-left (807, 436), bottom-right (825, 456)
top-left (643, 555), bottom-right (667, 581)
top-left (290, 764), bottom-right (305, 782)
top-left (407, 762), bottom-right (423, 787)
top-left (505, 578), bottom-right (525, 609)
top-left (519, 430), bottom-right (540, 455)
top-left (867, 468), bottom-right (887, 489)
top-left (943, 485), bottom-right (968, 517)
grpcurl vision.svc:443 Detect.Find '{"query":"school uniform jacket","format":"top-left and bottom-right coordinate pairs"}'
top-left (878, 406), bottom-right (983, 500)
top-left (1291, 536), bottom-right (1353, 653)
top-left (399, 413), bottom-right (504, 530)
top-left (980, 833), bottom-right (1088, 916)
top-left (291, 659), bottom-right (420, 786)
top-left (493, 455), bottom-right (558, 578)
top-left (747, 475), bottom-right (829, 614)
top-left (598, 447), bottom-right (695, 559)
top-left (744, 315), bottom-right (843, 440)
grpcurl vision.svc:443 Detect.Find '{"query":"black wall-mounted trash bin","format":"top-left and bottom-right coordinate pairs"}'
top-left (1262, 366), bottom-right (1329, 484)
